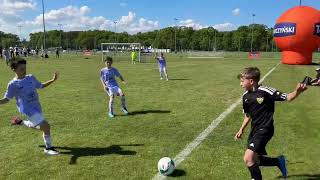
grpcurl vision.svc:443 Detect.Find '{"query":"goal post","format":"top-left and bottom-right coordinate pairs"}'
top-left (101, 43), bottom-right (141, 63)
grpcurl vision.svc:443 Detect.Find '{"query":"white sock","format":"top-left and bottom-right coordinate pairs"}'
top-left (164, 71), bottom-right (168, 79)
top-left (109, 97), bottom-right (114, 114)
top-left (43, 134), bottom-right (52, 148)
top-left (22, 120), bottom-right (33, 128)
top-left (22, 120), bottom-right (40, 129)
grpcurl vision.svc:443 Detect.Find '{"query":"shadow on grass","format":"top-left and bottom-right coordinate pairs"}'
top-left (168, 78), bottom-right (191, 81)
top-left (127, 110), bottom-right (171, 116)
top-left (277, 174), bottom-right (320, 179)
top-left (168, 169), bottom-right (186, 177)
top-left (40, 144), bottom-right (143, 164)
top-left (287, 161), bottom-right (304, 165)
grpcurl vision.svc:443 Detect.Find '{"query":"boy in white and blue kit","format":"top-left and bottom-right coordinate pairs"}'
top-left (100, 56), bottom-right (128, 118)
top-left (0, 58), bottom-right (59, 155)
top-left (155, 52), bottom-right (169, 81)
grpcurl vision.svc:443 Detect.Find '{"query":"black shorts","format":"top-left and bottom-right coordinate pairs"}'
top-left (247, 128), bottom-right (274, 155)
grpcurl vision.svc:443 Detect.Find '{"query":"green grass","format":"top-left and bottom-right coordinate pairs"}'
top-left (0, 54), bottom-right (319, 179)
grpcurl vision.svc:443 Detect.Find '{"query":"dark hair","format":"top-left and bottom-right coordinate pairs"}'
top-left (238, 67), bottom-right (260, 82)
top-left (104, 56), bottom-right (113, 63)
top-left (10, 57), bottom-right (27, 70)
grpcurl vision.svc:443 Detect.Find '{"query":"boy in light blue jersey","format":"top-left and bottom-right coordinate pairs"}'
top-left (155, 52), bottom-right (169, 81)
top-left (0, 58), bottom-right (59, 155)
top-left (100, 56), bottom-right (128, 118)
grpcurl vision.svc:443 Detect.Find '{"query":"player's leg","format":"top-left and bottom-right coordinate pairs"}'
top-left (118, 88), bottom-right (128, 115)
top-left (163, 67), bottom-right (169, 81)
top-left (257, 136), bottom-right (281, 168)
top-left (244, 149), bottom-right (262, 180)
top-left (23, 113), bottom-right (59, 155)
top-left (108, 95), bottom-right (115, 118)
top-left (159, 67), bottom-right (164, 80)
top-left (39, 121), bottom-right (58, 155)
top-left (257, 129), bottom-right (287, 178)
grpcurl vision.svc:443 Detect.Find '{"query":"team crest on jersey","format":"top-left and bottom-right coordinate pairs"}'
top-left (256, 97), bottom-right (264, 104)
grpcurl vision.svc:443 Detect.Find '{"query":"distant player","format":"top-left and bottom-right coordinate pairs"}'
top-left (56, 48), bottom-right (60, 58)
top-left (10, 47), bottom-right (14, 58)
top-left (131, 50), bottom-right (137, 64)
top-left (100, 56), bottom-right (128, 118)
top-left (2, 48), bottom-right (11, 65)
top-left (235, 67), bottom-right (307, 179)
top-left (155, 52), bottom-right (169, 81)
top-left (0, 57), bottom-right (59, 155)
top-left (310, 68), bottom-right (320, 86)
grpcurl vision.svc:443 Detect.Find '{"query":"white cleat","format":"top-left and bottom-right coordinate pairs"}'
top-left (44, 147), bottom-right (59, 155)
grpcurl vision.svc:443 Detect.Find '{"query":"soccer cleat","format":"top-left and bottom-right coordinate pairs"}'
top-left (11, 116), bottom-right (22, 125)
top-left (160, 77), bottom-right (163, 80)
top-left (121, 108), bottom-right (129, 115)
top-left (166, 78), bottom-right (169, 81)
top-left (108, 112), bottom-right (115, 118)
top-left (278, 155), bottom-right (288, 178)
top-left (44, 147), bottom-right (59, 155)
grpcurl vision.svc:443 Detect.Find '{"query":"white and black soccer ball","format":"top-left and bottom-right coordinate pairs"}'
top-left (157, 157), bottom-right (175, 176)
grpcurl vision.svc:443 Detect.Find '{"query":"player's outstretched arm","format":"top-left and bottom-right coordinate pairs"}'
top-left (119, 75), bottom-right (126, 84)
top-left (42, 72), bottom-right (58, 88)
top-left (100, 79), bottom-right (108, 92)
top-left (287, 83), bottom-right (307, 102)
top-left (0, 98), bottom-right (10, 105)
top-left (234, 115), bottom-right (251, 140)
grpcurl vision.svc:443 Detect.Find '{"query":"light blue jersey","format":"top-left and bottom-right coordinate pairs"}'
top-left (4, 74), bottom-right (43, 117)
top-left (100, 67), bottom-right (121, 88)
top-left (157, 56), bottom-right (166, 68)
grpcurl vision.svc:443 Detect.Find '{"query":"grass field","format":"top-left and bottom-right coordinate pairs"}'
top-left (0, 54), bottom-right (319, 179)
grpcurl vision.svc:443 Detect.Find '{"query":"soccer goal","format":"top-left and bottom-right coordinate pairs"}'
top-left (101, 43), bottom-right (141, 63)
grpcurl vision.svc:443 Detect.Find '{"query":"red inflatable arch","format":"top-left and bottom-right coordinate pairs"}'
top-left (274, 6), bottom-right (320, 65)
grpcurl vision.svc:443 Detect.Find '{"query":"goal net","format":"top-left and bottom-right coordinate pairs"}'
top-left (101, 43), bottom-right (141, 63)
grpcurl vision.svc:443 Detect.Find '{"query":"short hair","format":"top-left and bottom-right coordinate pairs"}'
top-left (104, 56), bottom-right (113, 63)
top-left (10, 57), bottom-right (27, 70)
top-left (238, 67), bottom-right (260, 82)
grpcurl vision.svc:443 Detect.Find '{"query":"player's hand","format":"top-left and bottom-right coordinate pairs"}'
top-left (52, 72), bottom-right (58, 81)
top-left (296, 83), bottom-right (307, 93)
top-left (234, 130), bottom-right (243, 140)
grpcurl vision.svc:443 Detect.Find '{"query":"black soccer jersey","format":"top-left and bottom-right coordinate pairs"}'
top-left (242, 85), bottom-right (287, 130)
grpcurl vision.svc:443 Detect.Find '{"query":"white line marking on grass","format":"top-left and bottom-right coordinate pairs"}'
top-left (152, 63), bottom-right (280, 180)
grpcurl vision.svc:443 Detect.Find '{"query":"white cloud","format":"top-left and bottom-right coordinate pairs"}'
top-left (0, 0), bottom-right (37, 39)
top-left (118, 11), bottom-right (135, 25)
top-left (0, 0), bottom-right (36, 15)
top-left (232, 8), bottom-right (240, 16)
top-left (1, 0), bottom-right (36, 11)
top-left (213, 23), bottom-right (237, 31)
top-left (23, 6), bottom-right (159, 34)
top-left (179, 19), bottom-right (207, 30)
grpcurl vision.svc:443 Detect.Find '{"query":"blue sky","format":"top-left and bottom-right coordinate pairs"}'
top-left (0, 0), bottom-right (319, 39)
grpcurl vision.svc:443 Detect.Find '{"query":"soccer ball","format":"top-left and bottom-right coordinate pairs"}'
top-left (157, 157), bottom-right (175, 176)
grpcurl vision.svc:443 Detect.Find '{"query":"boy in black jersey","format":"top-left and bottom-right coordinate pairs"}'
top-left (234, 67), bottom-right (307, 180)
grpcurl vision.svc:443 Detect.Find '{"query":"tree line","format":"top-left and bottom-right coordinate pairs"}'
top-left (17, 24), bottom-right (279, 52)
